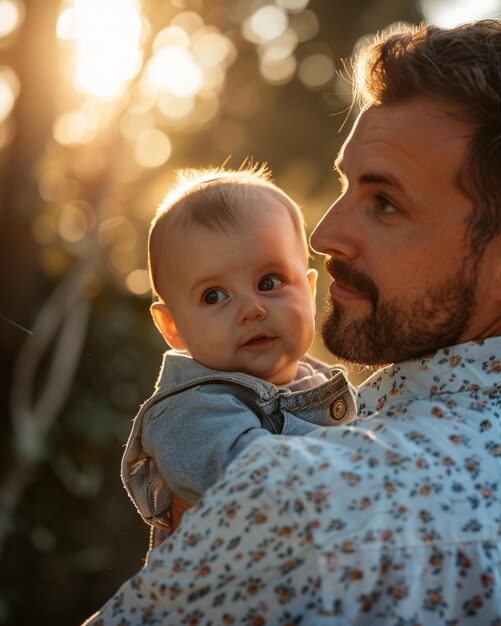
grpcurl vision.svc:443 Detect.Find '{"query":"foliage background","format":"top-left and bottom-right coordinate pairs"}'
top-left (0, 1), bottom-right (499, 624)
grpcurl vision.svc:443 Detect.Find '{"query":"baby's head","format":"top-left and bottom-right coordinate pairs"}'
top-left (149, 165), bottom-right (317, 385)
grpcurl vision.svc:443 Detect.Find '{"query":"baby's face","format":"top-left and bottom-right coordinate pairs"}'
top-left (163, 202), bottom-right (316, 385)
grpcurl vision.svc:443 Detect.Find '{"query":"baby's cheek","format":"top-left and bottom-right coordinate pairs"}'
top-left (291, 300), bottom-right (315, 325)
top-left (197, 338), bottom-right (224, 356)
top-left (290, 306), bottom-right (315, 349)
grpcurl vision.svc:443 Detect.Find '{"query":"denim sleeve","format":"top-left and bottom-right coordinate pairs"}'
top-left (142, 388), bottom-right (274, 505)
top-left (281, 412), bottom-right (327, 435)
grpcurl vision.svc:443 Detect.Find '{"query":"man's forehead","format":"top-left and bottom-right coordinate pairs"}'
top-left (337, 100), bottom-right (470, 169)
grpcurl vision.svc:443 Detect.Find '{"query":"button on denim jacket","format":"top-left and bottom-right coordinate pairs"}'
top-left (121, 350), bottom-right (355, 531)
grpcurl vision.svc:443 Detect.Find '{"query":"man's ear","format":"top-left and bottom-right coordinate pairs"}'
top-left (150, 302), bottom-right (186, 351)
top-left (306, 268), bottom-right (318, 314)
top-left (492, 262), bottom-right (501, 302)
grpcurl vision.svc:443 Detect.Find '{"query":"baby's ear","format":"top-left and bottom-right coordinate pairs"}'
top-left (306, 268), bottom-right (318, 314)
top-left (150, 302), bottom-right (186, 351)
top-left (306, 268), bottom-right (318, 298)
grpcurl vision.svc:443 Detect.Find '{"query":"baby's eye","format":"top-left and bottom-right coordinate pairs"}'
top-left (203, 288), bottom-right (228, 304)
top-left (258, 275), bottom-right (283, 292)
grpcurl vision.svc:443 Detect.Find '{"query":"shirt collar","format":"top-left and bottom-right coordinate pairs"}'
top-left (356, 337), bottom-right (501, 418)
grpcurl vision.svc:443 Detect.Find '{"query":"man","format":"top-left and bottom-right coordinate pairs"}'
top-left (83, 20), bottom-right (501, 625)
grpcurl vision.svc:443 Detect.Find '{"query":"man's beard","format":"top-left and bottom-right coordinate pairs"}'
top-left (320, 257), bottom-right (478, 367)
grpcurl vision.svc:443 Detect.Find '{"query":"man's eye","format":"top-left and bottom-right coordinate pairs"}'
top-left (375, 193), bottom-right (398, 215)
top-left (258, 276), bottom-right (283, 292)
top-left (203, 289), bottom-right (228, 304)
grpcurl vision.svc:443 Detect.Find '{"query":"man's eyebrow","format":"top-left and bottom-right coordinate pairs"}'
top-left (359, 172), bottom-right (405, 190)
top-left (334, 156), bottom-right (404, 190)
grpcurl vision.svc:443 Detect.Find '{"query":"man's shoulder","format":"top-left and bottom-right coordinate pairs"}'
top-left (229, 410), bottom-right (501, 541)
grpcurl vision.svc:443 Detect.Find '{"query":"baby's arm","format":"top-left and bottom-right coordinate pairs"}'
top-left (142, 388), bottom-right (275, 505)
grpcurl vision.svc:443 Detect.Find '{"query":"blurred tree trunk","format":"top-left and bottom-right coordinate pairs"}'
top-left (0, 0), bottom-right (60, 455)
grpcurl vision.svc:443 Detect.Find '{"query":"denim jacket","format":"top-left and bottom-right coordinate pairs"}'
top-left (121, 350), bottom-right (355, 531)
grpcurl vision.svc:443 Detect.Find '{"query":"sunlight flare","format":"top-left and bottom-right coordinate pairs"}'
top-left (57, 0), bottom-right (144, 100)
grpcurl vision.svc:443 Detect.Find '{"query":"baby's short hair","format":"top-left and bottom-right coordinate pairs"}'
top-left (149, 164), bottom-right (309, 301)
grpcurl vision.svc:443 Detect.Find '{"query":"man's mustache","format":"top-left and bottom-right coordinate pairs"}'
top-left (324, 258), bottom-right (379, 305)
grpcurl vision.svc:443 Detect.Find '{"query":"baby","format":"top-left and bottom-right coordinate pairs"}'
top-left (121, 165), bottom-right (354, 539)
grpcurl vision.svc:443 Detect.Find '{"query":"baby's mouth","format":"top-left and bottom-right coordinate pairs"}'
top-left (241, 335), bottom-right (275, 348)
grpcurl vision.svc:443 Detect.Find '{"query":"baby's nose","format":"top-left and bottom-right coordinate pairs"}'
top-left (238, 297), bottom-right (267, 324)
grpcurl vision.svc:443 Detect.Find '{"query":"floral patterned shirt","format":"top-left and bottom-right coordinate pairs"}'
top-left (83, 338), bottom-right (501, 626)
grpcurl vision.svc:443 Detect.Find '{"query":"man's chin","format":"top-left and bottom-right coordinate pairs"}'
top-left (322, 339), bottom-right (392, 368)
top-left (320, 311), bottom-right (391, 367)
top-left (320, 315), bottom-right (359, 364)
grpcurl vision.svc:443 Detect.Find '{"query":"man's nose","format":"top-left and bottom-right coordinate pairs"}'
top-left (310, 196), bottom-right (359, 259)
top-left (237, 296), bottom-right (267, 324)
